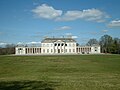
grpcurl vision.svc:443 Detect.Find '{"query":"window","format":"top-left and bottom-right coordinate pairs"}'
top-left (95, 47), bottom-right (97, 52)
top-left (18, 50), bottom-right (20, 54)
top-left (69, 44), bottom-right (71, 47)
top-left (73, 49), bottom-right (75, 52)
top-left (54, 43), bottom-right (57, 46)
top-left (47, 44), bottom-right (49, 47)
top-left (65, 44), bottom-right (67, 46)
top-left (43, 49), bottom-right (45, 53)
top-left (51, 44), bottom-right (52, 47)
top-left (61, 43), bottom-right (64, 46)
top-left (58, 43), bottom-right (60, 46)
top-left (47, 49), bottom-right (49, 53)
top-left (61, 49), bottom-right (63, 52)
top-left (65, 49), bottom-right (67, 52)
top-left (73, 44), bottom-right (75, 47)
top-left (69, 49), bottom-right (71, 52)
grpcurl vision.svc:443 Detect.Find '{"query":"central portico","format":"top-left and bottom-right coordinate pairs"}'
top-left (41, 38), bottom-right (77, 54)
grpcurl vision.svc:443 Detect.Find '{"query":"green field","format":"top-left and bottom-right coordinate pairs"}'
top-left (0, 55), bottom-right (120, 90)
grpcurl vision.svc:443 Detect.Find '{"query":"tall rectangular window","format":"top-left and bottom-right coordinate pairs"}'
top-left (65, 44), bottom-right (67, 46)
top-left (73, 49), bottom-right (75, 52)
top-left (65, 49), bottom-right (67, 52)
top-left (54, 43), bottom-right (57, 46)
top-left (47, 49), bottom-right (49, 53)
top-left (58, 43), bottom-right (60, 46)
top-left (43, 49), bottom-right (45, 53)
top-left (69, 49), bottom-right (71, 53)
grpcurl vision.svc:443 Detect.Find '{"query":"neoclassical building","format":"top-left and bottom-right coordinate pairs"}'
top-left (15, 37), bottom-right (100, 55)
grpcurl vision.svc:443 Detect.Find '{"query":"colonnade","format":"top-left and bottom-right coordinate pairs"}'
top-left (76, 47), bottom-right (91, 54)
top-left (25, 47), bottom-right (41, 54)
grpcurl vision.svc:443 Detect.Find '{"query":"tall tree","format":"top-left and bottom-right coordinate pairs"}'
top-left (112, 38), bottom-right (120, 54)
top-left (99, 35), bottom-right (113, 53)
top-left (86, 38), bottom-right (99, 46)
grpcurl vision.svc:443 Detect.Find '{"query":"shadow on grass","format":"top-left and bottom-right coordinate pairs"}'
top-left (0, 80), bottom-right (59, 90)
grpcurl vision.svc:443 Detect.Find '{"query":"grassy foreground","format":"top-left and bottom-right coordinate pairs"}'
top-left (0, 55), bottom-right (120, 90)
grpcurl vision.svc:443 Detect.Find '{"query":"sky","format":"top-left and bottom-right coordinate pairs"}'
top-left (0, 0), bottom-right (120, 46)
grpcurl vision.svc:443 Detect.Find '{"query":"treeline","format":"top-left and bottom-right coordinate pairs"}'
top-left (87, 34), bottom-right (120, 54)
top-left (0, 44), bottom-right (15, 55)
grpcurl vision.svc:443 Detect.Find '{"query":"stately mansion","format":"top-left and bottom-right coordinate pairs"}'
top-left (15, 37), bottom-right (100, 55)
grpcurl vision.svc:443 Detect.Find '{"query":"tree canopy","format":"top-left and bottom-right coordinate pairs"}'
top-left (87, 34), bottom-right (120, 54)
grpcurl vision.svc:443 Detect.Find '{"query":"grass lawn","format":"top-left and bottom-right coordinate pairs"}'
top-left (0, 55), bottom-right (120, 90)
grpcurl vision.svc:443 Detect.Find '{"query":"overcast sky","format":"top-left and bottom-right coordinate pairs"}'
top-left (0, 0), bottom-right (120, 45)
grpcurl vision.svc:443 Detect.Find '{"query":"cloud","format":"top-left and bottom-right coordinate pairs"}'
top-left (17, 42), bottom-right (24, 45)
top-left (108, 20), bottom-right (120, 27)
top-left (56, 8), bottom-right (109, 22)
top-left (64, 33), bottom-right (78, 38)
top-left (32, 4), bottom-right (62, 19)
top-left (0, 42), bottom-right (7, 46)
top-left (56, 26), bottom-right (72, 30)
top-left (17, 42), bottom-right (41, 45)
top-left (71, 36), bottom-right (78, 38)
top-left (65, 33), bottom-right (71, 36)
top-left (102, 30), bottom-right (108, 32)
top-left (27, 41), bottom-right (41, 44)
top-left (32, 4), bottom-right (109, 23)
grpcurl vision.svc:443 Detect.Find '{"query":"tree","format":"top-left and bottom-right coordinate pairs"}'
top-left (0, 44), bottom-right (15, 55)
top-left (5, 44), bottom-right (15, 54)
top-left (86, 38), bottom-right (99, 46)
top-left (99, 35), bottom-right (113, 53)
top-left (112, 38), bottom-right (120, 54)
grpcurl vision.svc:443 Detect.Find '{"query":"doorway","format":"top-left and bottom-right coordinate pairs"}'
top-left (58, 49), bottom-right (60, 53)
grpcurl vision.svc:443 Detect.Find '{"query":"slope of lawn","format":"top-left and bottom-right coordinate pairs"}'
top-left (0, 55), bottom-right (120, 90)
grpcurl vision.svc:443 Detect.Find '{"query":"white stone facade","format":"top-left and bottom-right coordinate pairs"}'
top-left (15, 38), bottom-right (101, 55)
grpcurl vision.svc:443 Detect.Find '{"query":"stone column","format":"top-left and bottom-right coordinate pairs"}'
top-left (31, 48), bottom-right (33, 54)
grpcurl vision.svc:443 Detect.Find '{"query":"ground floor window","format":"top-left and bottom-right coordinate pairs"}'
top-left (43, 49), bottom-right (45, 53)
top-left (73, 49), bottom-right (75, 52)
top-left (69, 49), bottom-right (71, 53)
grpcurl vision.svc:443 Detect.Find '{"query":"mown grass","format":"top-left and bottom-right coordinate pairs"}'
top-left (0, 55), bottom-right (120, 90)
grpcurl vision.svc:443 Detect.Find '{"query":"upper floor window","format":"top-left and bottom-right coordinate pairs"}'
top-left (69, 44), bottom-right (71, 47)
top-left (65, 44), bottom-right (67, 46)
top-left (42, 44), bottom-right (45, 47)
top-left (73, 44), bottom-right (75, 47)
top-left (54, 43), bottom-right (57, 46)
top-left (47, 44), bottom-right (49, 47)
top-left (61, 43), bottom-right (64, 46)
top-left (58, 43), bottom-right (60, 46)
top-left (51, 44), bottom-right (53, 47)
